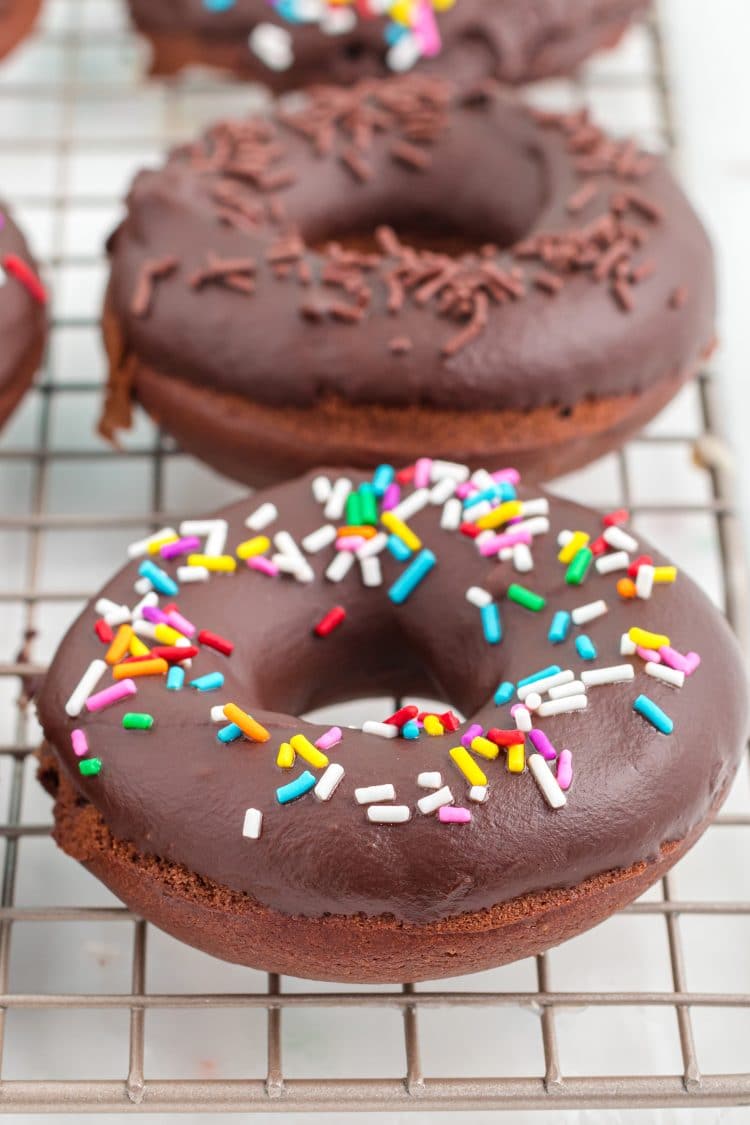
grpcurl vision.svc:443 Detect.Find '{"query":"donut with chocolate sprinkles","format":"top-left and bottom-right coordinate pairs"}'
top-left (101, 76), bottom-right (715, 485)
top-left (0, 0), bottom-right (41, 61)
top-left (0, 198), bottom-right (47, 430)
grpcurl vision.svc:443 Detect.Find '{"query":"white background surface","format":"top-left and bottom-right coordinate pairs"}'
top-left (0, 0), bottom-right (748, 1122)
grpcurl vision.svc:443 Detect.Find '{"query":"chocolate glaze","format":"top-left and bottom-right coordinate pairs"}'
top-left (0, 0), bottom-right (41, 61)
top-left (105, 78), bottom-right (714, 433)
top-left (0, 198), bottom-right (46, 423)
top-left (37, 470), bottom-right (748, 925)
top-left (127, 0), bottom-right (649, 89)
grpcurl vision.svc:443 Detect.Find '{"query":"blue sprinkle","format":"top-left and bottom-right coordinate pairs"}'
top-left (385, 21), bottom-right (409, 45)
top-left (494, 681), bottom-right (515, 706)
top-left (633, 694), bottom-right (673, 735)
top-left (387, 535), bottom-right (412, 562)
top-left (517, 665), bottom-right (561, 690)
top-left (166, 665), bottom-right (185, 691)
top-left (190, 672), bottom-right (225, 693)
top-left (402, 719), bottom-right (420, 740)
top-left (138, 559), bottom-right (178, 597)
top-left (217, 722), bottom-right (242, 744)
top-left (576, 635), bottom-right (597, 661)
top-left (277, 770), bottom-right (317, 804)
top-left (388, 550), bottom-right (436, 606)
top-left (548, 611), bottom-right (571, 645)
top-left (464, 485), bottom-right (501, 509)
top-left (203, 0), bottom-right (235, 10)
top-left (498, 482), bottom-right (517, 501)
top-left (480, 602), bottom-right (502, 645)
top-left (372, 464), bottom-right (395, 497)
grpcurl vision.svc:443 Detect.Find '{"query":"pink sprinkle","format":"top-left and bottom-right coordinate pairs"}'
top-left (71, 729), bottom-right (88, 757)
top-left (557, 749), bottom-right (573, 791)
top-left (85, 679), bottom-right (136, 713)
top-left (247, 557), bottom-right (279, 577)
top-left (160, 535), bottom-right (201, 560)
top-left (659, 645), bottom-right (691, 674)
top-left (478, 530), bottom-right (532, 557)
top-left (456, 482), bottom-right (475, 500)
top-left (491, 468), bottom-right (521, 486)
top-left (414, 0), bottom-right (441, 56)
top-left (381, 483), bottom-right (401, 511)
top-left (510, 703), bottom-right (524, 716)
top-left (636, 645), bottom-right (661, 663)
top-left (315, 726), bottom-right (342, 752)
top-left (439, 806), bottom-right (472, 824)
top-left (684, 652), bottom-right (701, 675)
top-left (166, 610), bottom-right (195, 638)
top-left (414, 457), bottom-right (433, 489)
top-left (529, 728), bottom-right (557, 761)
top-left (336, 536), bottom-right (366, 552)
top-left (461, 722), bottom-right (483, 749)
top-left (142, 605), bottom-right (170, 625)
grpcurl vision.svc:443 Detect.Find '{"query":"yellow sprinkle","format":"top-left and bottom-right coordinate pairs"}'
top-left (507, 744), bottom-right (526, 773)
top-left (423, 715), bottom-right (445, 736)
top-left (236, 536), bottom-right (271, 560)
top-left (449, 746), bottom-right (487, 787)
top-left (129, 634), bottom-right (150, 658)
top-left (558, 531), bottom-right (590, 564)
top-left (187, 554), bottom-right (237, 573)
top-left (147, 534), bottom-right (179, 555)
top-left (470, 736), bottom-right (500, 760)
top-left (629, 627), bottom-right (670, 650)
top-left (380, 512), bottom-right (421, 552)
top-left (653, 566), bottom-right (677, 584)
top-left (223, 704), bottom-right (271, 743)
top-left (475, 500), bottom-right (523, 531)
top-left (289, 734), bottom-right (329, 769)
top-left (105, 624), bottom-right (133, 666)
top-left (154, 623), bottom-right (185, 646)
top-left (276, 743), bottom-right (295, 769)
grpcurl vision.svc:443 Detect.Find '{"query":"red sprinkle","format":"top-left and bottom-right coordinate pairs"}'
top-left (590, 535), bottom-right (608, 557)
top-left (439, 710), bottom-right (462, 732)
top-left (150, 645), bottom-right (199, 663)
top-left (396, 465), bottom-right (416, 485)
top-left (384, 704), bottom-right (419, 727)
top-left (603, 508), bottom-right (630, 528)
top-left (198, 629), bottom-right (234, 656)
top-left (94, 619), bottom-right (114, 644)
top-left (162, 603), bottom-right (180, 615)
top-left (487, 728), bottom-right (526, 747)
top-left (459, 522), bottom-right (481, 539)
top-left (628, 554), bottom-right (653, 578)
top-left (314, 606), bottom-right (346, 638)
top-left (2, 254), bottom-right (47, 304)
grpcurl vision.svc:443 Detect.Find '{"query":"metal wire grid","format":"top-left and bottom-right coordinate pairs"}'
top-left (0, 0), bottom-right (748, 1113)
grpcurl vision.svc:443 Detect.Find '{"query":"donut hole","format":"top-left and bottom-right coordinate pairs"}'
top-left (312, 215), bottom-right (495, 259)
top-left (303, 695), bottom-right (464, 731)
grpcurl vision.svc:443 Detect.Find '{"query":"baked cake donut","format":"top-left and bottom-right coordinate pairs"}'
top-left (102, 77), bottom-right (715, 486)
top-left (0, 200), bottom-right (47, 429)
top-left (0, 0), bottom-right (41, 62)
top-left (37, 460), bottom-right (747, 982)
top-left (126, 0), bottom-right (649, 90)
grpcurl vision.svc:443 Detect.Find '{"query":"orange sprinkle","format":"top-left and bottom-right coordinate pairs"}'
top-left (105, 624), bottom-right (133, 666)
top-left (223, 703), bottom-right (270, 743)
top-left (617, 577), bottom-right (637, 599)
top-left (113, 658), bottom-right (168, 680)
top-left (337, 525), bottom-right (378, 539)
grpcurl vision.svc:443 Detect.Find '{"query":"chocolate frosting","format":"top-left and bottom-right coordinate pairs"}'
top-left (37, 469), bottom-right (748, 925)
top-left (0, 199), bottom-right (46, 415)
top-left (127, 0), bottom-right (649, 88)
top-left (105, 78), bottom-right (714, 425)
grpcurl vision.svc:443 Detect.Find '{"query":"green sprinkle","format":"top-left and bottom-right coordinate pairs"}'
top-left (507, 584), bottom-right (546, 613)
top-left (565, 547), bottom-right (593, 586)
top-left (122, 712), bottom-right (154, 731)
top-left (79, 758), bottom-right (102, 777)
top-left (345, 490), bottom-right (363, 526)
top-left (358, 483), bottom-right (379, 525)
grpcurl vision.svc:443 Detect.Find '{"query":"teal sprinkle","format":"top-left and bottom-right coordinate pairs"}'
top-left (277, 770), bottom-right (316, 804)
top-left (548, 611), bottom-right (571, 645)
top-left (217, 722), bottom-right (243, 744)
top-left (517, 665), bottom-right (561, 690)
top-left (634, 694), bottom-right (673, 735)
top-left (494, 681), bottom-right (515, 706)
top-left (387, 535), bottom-right (412, 562)
top-left (576, 635), bottom-right (597, 661)
top-left (402, 719), bottom-right (420, 740)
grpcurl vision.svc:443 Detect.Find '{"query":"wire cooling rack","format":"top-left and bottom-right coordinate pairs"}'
top-left (0, 0), bottom-right (748, 1114)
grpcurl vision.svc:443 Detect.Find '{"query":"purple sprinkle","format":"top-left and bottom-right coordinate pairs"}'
top-left (381, 483), bottom-right (401, 511)
top-left (529, 728), bottom-right (557, 761)
top-left (491, 468), bottom-right (521, 485)
top-left (160, 535), bottom-right (201, 560)
top-left (142, 605), bottom-right (170, 625)
top-left (461, 722), bottom-right (483, 749)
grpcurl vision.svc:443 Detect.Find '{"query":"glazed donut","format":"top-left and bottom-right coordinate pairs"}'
top-left (102, 77), bottom-right (715, 486)
top-left (126, 0), bottom-right (649, 90)
top-left (37, 461), bottom-right (747, 983)
top-left (0, 199), bottom-right (47, 429)
top-left (0, 0), bottom-right (41, 62)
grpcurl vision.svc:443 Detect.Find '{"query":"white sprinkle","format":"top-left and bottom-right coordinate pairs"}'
top-left (133, 577), bottom-right (154, 595)
top-left (174, 636), bottom-right (193, 669)
top-left (571, 599), bottom-right (608, 626)
top-left (512, 516), bottom-right (550, 538)
top-left (499, 547), bottom-right (513, 562)
top-left (513, 543), bottom-right (534, 573)
top-left (386, 30), bottom-right (421, 72)
top-left (418, 772), bottom-right (443, 790)
top-left (441, 498), bottom-right (462, 531)
top-left (417, 786), bottom-right (454, 815)
top-left (132, 620), bottom-right (157, 641)
top-left (518, 670), bottom-right (574, 700)
top-left (325, 550), bottom-right (355, 583)
top-left (249, 21), bottom-right (293, 70)
top-left (596, 550), bottom-right (630, 575)
top-left (581, 664), bottom-right (635, 687)
top-left (65, 659), bottom-right (107, 718)
top-left (367, 804), bottom-right (411, 824)
top-left (514, 705), bottom-right (532, 732)
top-left (210, 705), bottom-right (227, 722)
top-left (431, 460), bottom-right (470, 484)
top-left (324, 477), bottom-right (352, 521)
top-left (471, 469), bottom-right (495, 491)
top-left (356, 783), bottom-right (396, 805)
top-left (537, 695), bottom-right (588, 717)
top-left (180, 519), bottom-right (220, 540)
top-left (463, 499), bottom-right (492, 522)
top-left (302, 524), bottom-right (337, 554)
top-left (312, 475), bottom-right (332, 505)
top-left (393, 488), bottom-right (430, 522)
top-left (360, 555), bottom-right (382, 588)
top-left (362, 720), bottom-right (399, 740)
top-left (636, 564), bottom-right (655, 599)
top-left (321, 6), bottom-right (356, 34)
top-left (524, 691), bottom-right (542, 712)
top-left (131, 591), bottom-right (158, 620)
top-left (469, 786), bottom-right (488, 803)
top-left (177, 565), bottom-right (209, 583)
top-left (315, 763), bottom-right (345, 802)
top-left (104, 605), bottom-right (131, 627)
top-left (242, 808), bottom-right (263, 840)
top-left (356, 531), bottom-right (388, 559)
top-left (475, 531), bottom-right (495, 550)
top-left (645, 661), bottom-right (685, 688)
top-left (603, 525), bottom-right (638, 553)
top-left (558, 529), bottom-right (574, 547)
top-left (520, 498), bottom-right (549, 518)
top-left (429, 477), bottom-right (457, 506)
top-left (528, 754), bottom-right (567, 809)
top-left (274, 554), bottom-right (315, 583)
top-left (204, 520), bottom-right (229, 558)
top-left (621, 632), bottom-right (637, 655)
top-left (126, 527), bottom-right (177, 560)
top-left (548, 679), bottom-right (587, 700)
top-left (96, 597), bottom-right (125, 618)
top-left (466, 586), bottom-right (493, 609)
top-left (245, 502), bottom-right (278, 533)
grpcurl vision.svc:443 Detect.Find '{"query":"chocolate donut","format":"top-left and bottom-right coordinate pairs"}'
top-left (102, 77), bottom-right (715, 486)
top-left (37, 461), bottom-right (747, 983)
top-left (0, 200), bottom-right (47, 429)
top-left (0, 0), bottom-right (42, 61)
top-left (126, 0), bottom-right (649, 90)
